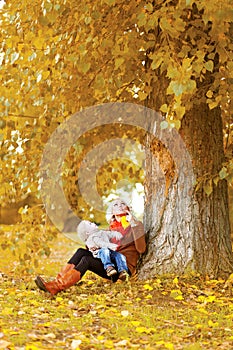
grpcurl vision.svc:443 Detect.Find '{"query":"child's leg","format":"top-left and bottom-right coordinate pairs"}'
top-left (110, 251), bottom-right (128, 273)
top-left (97, 247), bottom-right (116, 270)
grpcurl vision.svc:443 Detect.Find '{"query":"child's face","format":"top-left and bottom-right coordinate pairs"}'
top-left (84, 221), bottom-right (98, 234)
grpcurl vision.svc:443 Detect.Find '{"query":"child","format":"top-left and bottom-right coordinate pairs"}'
top-left (77, 220), bottom-right (129, 281)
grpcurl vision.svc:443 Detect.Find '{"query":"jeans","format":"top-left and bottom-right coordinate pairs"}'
top-left (97, 247), bottom-right (128, 273)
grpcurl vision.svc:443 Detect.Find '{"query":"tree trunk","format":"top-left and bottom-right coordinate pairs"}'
top-left (139, 100), bottom-right (233, 279)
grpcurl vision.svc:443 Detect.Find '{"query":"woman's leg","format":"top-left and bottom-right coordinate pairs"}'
top-left (35, 248), bottom-right (90, 293)
top-left (68, 248), bottom-right (117, 280)
top-left (67, 248), bottom-right (92, 266)
top-left (74, 253), bottom-right (111, 279)
top-left (35, 249), bottom-right (117, 295)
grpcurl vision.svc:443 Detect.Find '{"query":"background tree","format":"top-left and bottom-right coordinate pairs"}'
top-left (0, 0), bottom-right (232, 277)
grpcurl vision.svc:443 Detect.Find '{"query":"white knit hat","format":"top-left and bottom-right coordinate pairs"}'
top-left (76, 220), bottom-right (89, 242)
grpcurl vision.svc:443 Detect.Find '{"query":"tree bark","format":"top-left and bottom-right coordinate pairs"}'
top-left (139, 100), bottom-right (233, 279)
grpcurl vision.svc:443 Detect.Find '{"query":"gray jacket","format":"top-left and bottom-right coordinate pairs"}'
top-left (84, 229), bottom-right (122, 257)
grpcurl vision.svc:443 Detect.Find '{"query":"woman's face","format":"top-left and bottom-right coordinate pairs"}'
top-left (112, 199), bottom-right (128, 216)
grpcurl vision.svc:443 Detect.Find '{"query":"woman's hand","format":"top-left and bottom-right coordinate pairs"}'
top-left (126, 210), bottom-right (137, 227)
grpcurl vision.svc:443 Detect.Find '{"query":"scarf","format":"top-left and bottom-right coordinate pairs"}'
top-left (110, 217), bottom-right (131, 245)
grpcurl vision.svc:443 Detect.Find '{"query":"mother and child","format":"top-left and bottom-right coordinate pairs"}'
top-left (35, 198), bottom-right (146, 295)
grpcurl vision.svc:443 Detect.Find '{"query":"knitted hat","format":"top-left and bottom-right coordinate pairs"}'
top-left (77, 220), bottom-right (98, 242)
top-left (77, 221), bottom-right (89, 242)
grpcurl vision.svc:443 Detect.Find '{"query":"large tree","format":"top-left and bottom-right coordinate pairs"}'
top-left (0, 0), bottom-right (232, 277)
top-left (139, 2), bottom-right (233, 278)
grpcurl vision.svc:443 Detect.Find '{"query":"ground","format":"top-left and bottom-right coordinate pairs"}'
top-left (0, 233), bottom-right (233, 350)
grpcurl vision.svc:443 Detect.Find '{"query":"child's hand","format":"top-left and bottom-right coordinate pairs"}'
top-left (89, 247), bottom-right (98, 252)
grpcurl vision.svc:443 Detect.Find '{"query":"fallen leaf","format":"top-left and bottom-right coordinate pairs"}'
top-left (121, 310), bottom-right (129, 317)
top-left (71, 339), bottom-right (82, 349)
top-left (0, 340), bottom-right (11, 349)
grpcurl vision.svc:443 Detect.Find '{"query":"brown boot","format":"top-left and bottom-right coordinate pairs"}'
top-left (35, 264), bottom-right (75, 292)
top-left (35, 269), bottom-right (81, 296)
top-left (35, 275), bottom-right (48, 292)
top-left (56, 263), bottom-right (75, 278)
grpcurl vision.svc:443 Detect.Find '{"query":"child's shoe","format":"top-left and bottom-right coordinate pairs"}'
top-left (106, 266), bottom-right (117, 276)
top-left (118, 270), bottom-right (129, 281)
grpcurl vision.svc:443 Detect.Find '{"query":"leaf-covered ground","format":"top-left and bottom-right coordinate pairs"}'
top-left (0, 235), bottom-right (233, 350)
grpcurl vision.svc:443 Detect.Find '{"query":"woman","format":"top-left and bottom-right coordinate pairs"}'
top-left (35, 198), bottom-right (146, 295)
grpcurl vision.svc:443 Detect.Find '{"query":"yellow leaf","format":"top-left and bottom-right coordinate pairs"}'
top-left (131, 321), bottom-right (140, 327)
top-left (154, 278), bottom-right (162, 286)
top-left (165, 342), bottom-right (175, 350)
top-left (204, 60), bottom-right (214, 72)
top-left (33, 37), bottom-right (44, 50)
top-left (145, 294), bottom-right (152, 299)
top-left (41, 322), bottom-right (51, 327)
top-left (208, 320), bottom-right (219, 327)
top-left (115, 57), bottom-right (124, 70)
top-left (79, 62), bottom-right (91, 74)
top-left (25, 345), bottom-right (40, 350)
top-left (121, 216), bottom-right (130, 229)
top-left (97, 335), bottom-right (104, 340)
top-left (87, 280), bottom-right (94, 285)
top-left (136, 326), bottom-right (150, 334)
top-left (18, 43), bottom-right (25, 52)
top-left (195, 324), bottom-right (202, 329)
top-left (42, 71), bottom-right (50, 80)
top-left (197, 295), bottom-right (205, 303)
top-left (56, 297), bottom-right (63, 302)
top-left (143, 283), bottom-right (153, 291)
top-left (174, 105), bottom-right (185, 119)
top-left (138, 91), bottom-right (148, 101)
top-left (160, 104), bottom-right (168, 113)
top-left (206, 90), bottom-right (213, 98)
top-left (206, 295), bottom-right (216, 303)
top-left (197, 307), bottom-right (208, 314)
top-left (170, 289), bottom-right (183, 300)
